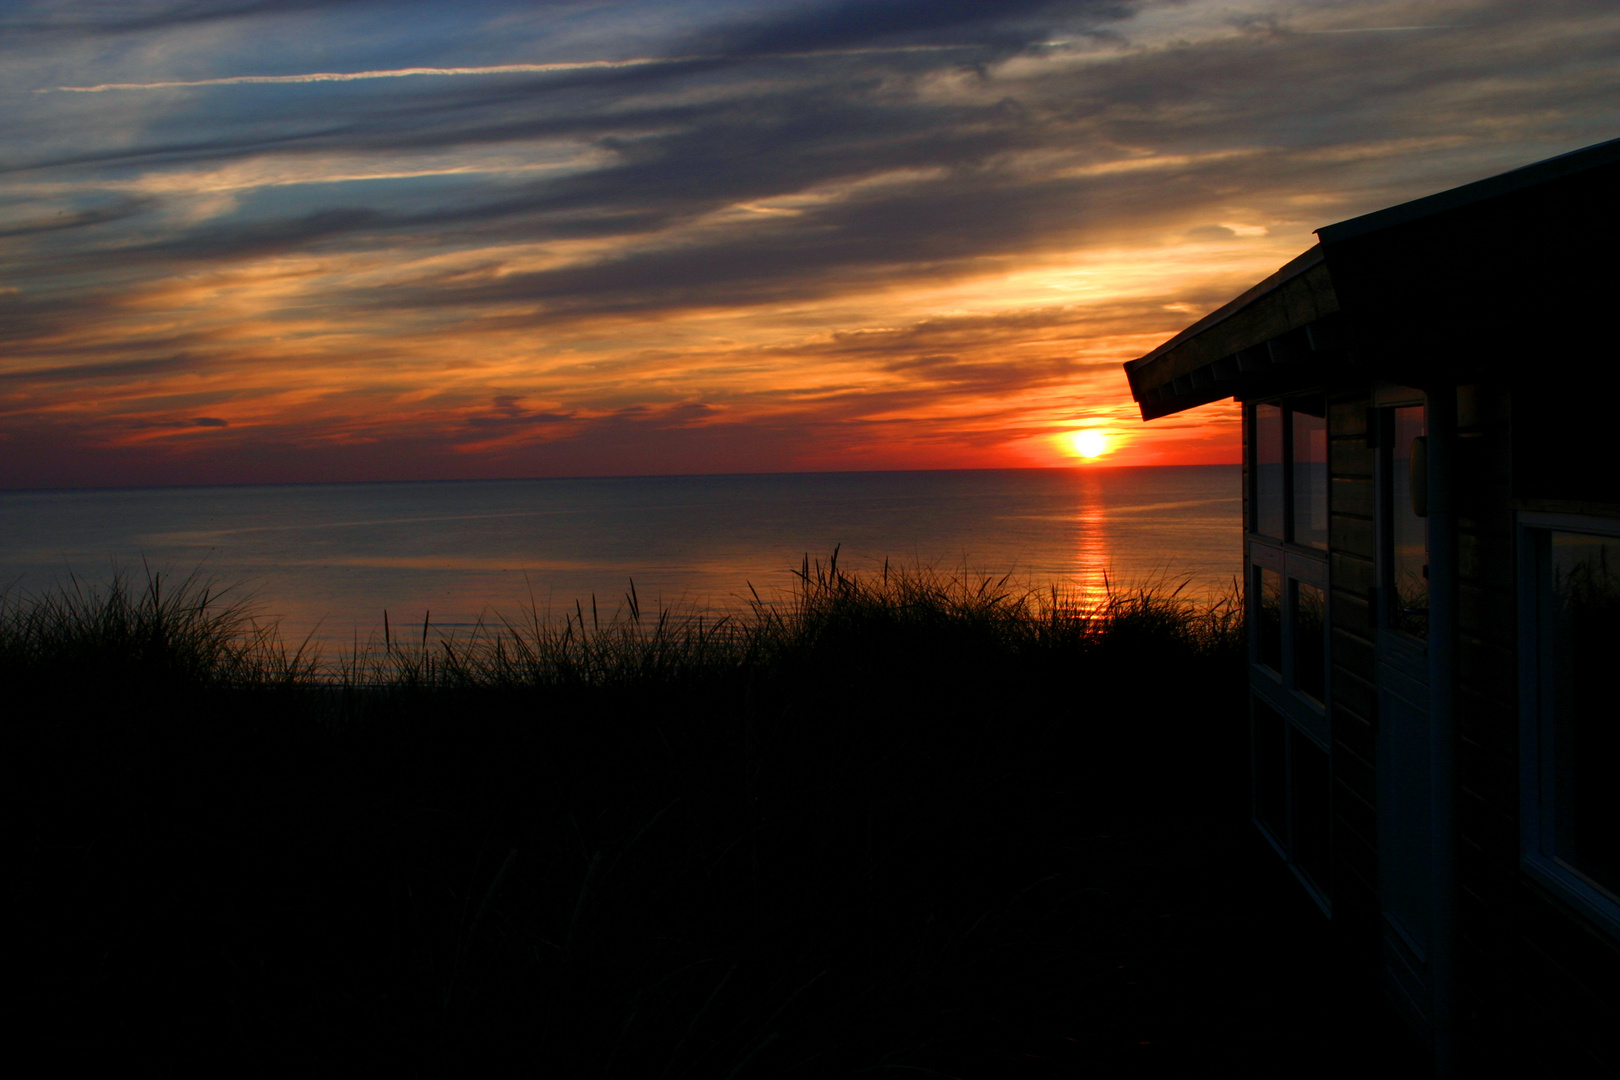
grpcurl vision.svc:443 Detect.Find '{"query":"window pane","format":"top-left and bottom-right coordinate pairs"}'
top-left (1545, 532), bottom-right (1620, 899)
top-left (1255, 403), bottom-right (1284, 538)
top-left (1256, 566), bottom-right (1282, 672)
top-left (1291, 733), bottom-right (1332, 896)
top-left (1294, 580), bottom-right (1326, 703)
top-left (1254, 698), bottom-right (1287, 840)
top-left (1390, 405), bottom-right (1427, 638)
top-left (1292, 399), bottom-right (1328, 549)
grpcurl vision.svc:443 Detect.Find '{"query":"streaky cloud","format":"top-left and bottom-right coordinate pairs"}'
top-left (0, 0), bottom-right (497, 41)
top-left (42, 42), bottom-right (981, 95)
top-left (44, 57), bottom-right (684, 94)
top-left (1302, 27), bottom-right (1453, 33)
top-left (0, 197), bottom-right (155, 237)
top-left (696, 0), bottom-right (1120, 56)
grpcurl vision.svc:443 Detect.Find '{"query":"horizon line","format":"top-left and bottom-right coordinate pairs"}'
top-left (1, 460), bottom-right (1242, 495)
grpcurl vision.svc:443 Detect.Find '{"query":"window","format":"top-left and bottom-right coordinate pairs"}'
top-left (1256, 403), bottom-right (1285, 538)
top-left (1293, 580), bottom-right (1326, 703)
top-left (1292, 403), bottom-right (1328, 550)
top-left (1248, 545), bottom-right (1326, 717)
top-left (1255, 699), bottom-right (1287, 838)
top-left (1251, 697), bottom-right (1332, 906)
top-left (1248, 392), bottom-right (1332, 911)
top-left (1520, 515), bottom-right (1620, 934)
top-left (1384, 404), bottom-right (1428, 638)
top-left (1290, 731), bottom-right (1332, 891)
top-left (1256, 565), bottom-right (1282, 673)
top-left (1251, 397), bottom-right (1327, 549)
top-left (1247, 395), bottom-right (1332, 717)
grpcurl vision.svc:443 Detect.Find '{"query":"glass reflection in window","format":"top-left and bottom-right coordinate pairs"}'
top-left (1257, 565), bottom-right (1283, 673)
top-left (1294, 580), bottom-right (1326, 702)
top-left (1541, 532), bottom-right (1620, 900)
top-left (1292, 399), bottom-right (1328, 550)
top-left (1291, 733), bottom-right (1331, 893)
top-left (1254, 698), bottom-right (1287, 839)
top-left (1390, 405), bottom-right (1427, 638)
top-left (1255, 403), bottom-right (1284, 538)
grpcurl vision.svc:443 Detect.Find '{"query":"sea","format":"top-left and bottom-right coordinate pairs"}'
top-left (0, 467), bottom-right (1241, 650)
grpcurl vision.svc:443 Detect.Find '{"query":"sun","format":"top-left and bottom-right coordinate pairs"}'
top-left (1068, 430), bottom-right (1110, 460)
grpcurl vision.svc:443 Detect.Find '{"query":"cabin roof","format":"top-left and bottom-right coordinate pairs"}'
top-left (1316, 136), bottom-right (1620, 244)
top-left (1123, 243), bottom-right (1337, 420)
top-left (1125, 136), bottom-right (1620, 419)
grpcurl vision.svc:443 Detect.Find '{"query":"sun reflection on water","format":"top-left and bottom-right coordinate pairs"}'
top-left (1070, 471), bottom-right (1113, 618)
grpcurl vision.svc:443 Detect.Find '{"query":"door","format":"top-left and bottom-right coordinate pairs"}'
top-left (1373, 392), bottom-right (1436, 1036)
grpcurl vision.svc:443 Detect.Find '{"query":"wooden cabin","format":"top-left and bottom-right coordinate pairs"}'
top-left (1125, 138), bottom-right (1620, 1075)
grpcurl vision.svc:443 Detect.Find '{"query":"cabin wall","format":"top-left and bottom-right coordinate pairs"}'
top-left (1325, 388), bottom-right (1379, 954)
top-left (1451, 381), bottom-right (1522, 1064)
top-left (1192, 209), bottom-right (1620, 1070)
top-left (1210, 388), bottom-right (1618, 1071)
top-left (1452, 384), bottom-right (1620, 1074)
top-left (1315, 379), bottom-right (1619, 1072)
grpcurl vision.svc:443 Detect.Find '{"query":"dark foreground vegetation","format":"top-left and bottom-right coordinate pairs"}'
top-left (8, 557), bottom-right (1416, 1076)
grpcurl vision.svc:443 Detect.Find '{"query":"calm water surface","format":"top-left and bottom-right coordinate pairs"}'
top-left (0, 467), bottom-right (1240, 647)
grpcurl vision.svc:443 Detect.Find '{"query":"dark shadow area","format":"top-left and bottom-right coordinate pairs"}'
top-left (7, 564), bottom-right (1422, 1075)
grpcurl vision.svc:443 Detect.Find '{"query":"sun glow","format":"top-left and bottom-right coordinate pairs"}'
top-left (1068, 430), bottom-right (1110, 459)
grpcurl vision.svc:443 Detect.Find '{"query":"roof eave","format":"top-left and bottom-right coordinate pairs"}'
top-left (1124, 244), bottom-right (1340, 419)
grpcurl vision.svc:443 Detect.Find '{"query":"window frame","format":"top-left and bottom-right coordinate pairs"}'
top-left (1517, 511), bottom-right (1620, 938)
top-left (1247, 394), bottom-right (1332, 740)
top-left (1246, 393), bottom-right (1333, 914)
top-left (1248, 543), bottom-right (1330, 744)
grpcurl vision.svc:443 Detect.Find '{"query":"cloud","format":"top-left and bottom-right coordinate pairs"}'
top-left (0, 354), bottom-right (201, 384)
top-left (2, 0), bottom-right (1618, 487)
top-left (692, 0), bottom-right (1123, 55)
top-left (0, 197), bottom-right (156, 237)
top-left (462, 398), bottom-right (576, 430)
top-left (0, 0), bottom-right (432, 41)
top-left (43, 57), bottom-right (687, 94)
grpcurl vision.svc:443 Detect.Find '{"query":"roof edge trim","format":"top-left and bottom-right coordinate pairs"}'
top-left (1125, 244), bottom-right (1323, 375)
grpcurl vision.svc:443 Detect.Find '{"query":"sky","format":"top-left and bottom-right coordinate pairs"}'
top-left (1, 0), bottom-right (1616, 489)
